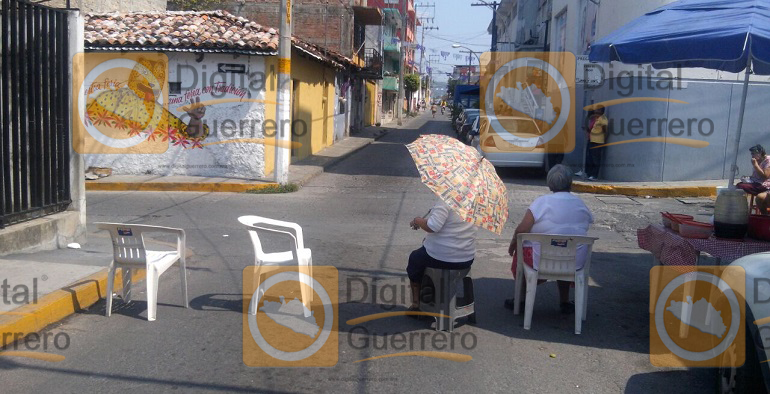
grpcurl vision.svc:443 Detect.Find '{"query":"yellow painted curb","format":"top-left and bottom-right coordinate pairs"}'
top-left (0, 269), bottom-right (145, 348)
top-left (573, 182), bottom-right (717, 198)
top-left (86, 181), bottom-right (279, 193)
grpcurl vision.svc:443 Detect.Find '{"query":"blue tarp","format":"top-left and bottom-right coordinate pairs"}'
top-left (589, 0), bottom-right (770, 74)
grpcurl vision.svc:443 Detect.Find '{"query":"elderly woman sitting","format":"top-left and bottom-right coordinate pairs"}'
top-left (504, 164), bottom-right (594, 313)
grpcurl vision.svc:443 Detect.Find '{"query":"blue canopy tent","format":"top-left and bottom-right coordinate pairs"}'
top-left (589, 0), bottom-right (770, 188)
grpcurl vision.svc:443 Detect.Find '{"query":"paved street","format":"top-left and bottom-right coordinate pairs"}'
top-left (1, 112), bottom-right (717, 393)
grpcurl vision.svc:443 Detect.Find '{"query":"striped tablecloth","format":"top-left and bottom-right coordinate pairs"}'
top-left (637, 224), bottom-right (770, 266)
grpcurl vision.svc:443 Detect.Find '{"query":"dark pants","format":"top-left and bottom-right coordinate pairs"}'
top-left (407, 246), bottom-right (473, 283)
top-left (736, 181), bottom-right (768, 195)
top-left (586, 142), bottom-right (603, 178)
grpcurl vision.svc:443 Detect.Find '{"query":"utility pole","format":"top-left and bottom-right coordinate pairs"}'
top-left (417, 23), bottom-right (438, 106)
top-left (396, 0), bottom-right (408, 125)
top-left (457, 50), bottom-right (479, 84)
top-left (471, 1), bottom-right (500, 52)
top-left (415, 3), bottom-right (436, 107)
top-left (274, 0), bottom-right (292, 184)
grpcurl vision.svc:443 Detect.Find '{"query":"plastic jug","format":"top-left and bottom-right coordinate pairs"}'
top-left (714, 187), bottom-right (748, 239)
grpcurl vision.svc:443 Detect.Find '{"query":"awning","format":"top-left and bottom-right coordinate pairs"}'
top-left (353, 6), bottom-right (383, 26)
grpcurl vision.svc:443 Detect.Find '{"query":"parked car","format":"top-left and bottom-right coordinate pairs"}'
top-left (471, 115), bottom-right (557, 172)
top-left (454, 109), bottom-right (479, 132)
top-left (463, 116), bottom-right (481, 145)
top-left (458, 112), bottom-right (480, 143)
top-left (717, 252), bottom-right (770, 393)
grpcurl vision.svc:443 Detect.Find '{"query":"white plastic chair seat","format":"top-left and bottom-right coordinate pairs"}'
top-left (513, 233), bottom-right (597, 335)
top-left (238, 215), bottom-right (314, 317)
top-left (96, 222), bottom-right (189, 322)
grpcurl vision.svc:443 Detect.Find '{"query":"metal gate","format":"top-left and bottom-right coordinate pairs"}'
top-left (0, 0), bottom-right (72, 228)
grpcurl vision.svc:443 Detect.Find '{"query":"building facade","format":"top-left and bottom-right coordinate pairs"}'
top-left (488, 0), bottom-right (770, 182)
top-left (82, 11), bottom-right (357, 180)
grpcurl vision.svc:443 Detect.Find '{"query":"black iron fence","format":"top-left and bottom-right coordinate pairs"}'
top-left (0, 0), bottom-right (72, 229)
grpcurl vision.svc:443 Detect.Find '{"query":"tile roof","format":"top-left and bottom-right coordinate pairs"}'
top-left (84, 10), bottom-right (360, 69)
top-left (85, 11), bottom-right (279, 55)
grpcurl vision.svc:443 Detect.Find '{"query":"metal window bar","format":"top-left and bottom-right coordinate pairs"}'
top-left (0, 0), bottom-right (72, 229)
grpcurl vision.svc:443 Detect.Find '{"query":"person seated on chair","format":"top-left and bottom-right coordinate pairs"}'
top-left (504, 164), bottom-right (594, 314)
top-left (407, 200), bottom-right (478, 315)
top-left (736, 144), bottom-right (770, 215)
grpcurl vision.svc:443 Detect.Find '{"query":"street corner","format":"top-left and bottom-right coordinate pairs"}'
top-left (242, 266), bottom-right (338, 367)
top-left (649, 265), bottom-right (745, 368)
top-left (479, 51), bottom-right (576, 155)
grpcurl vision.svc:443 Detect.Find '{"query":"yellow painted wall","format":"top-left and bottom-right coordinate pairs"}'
top-left (263, 51), bottom-right (338, 175)
top-left (289, 51), bottom-right (337, 161)
top-left (364, 81), bottom-right (377, 126)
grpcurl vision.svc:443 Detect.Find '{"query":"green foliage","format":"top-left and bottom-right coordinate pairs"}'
top-left (446, 79), bottom-right (458, 97)
top-left (404, 74), bottom-right (420, 94)
top-left (245, 183), bottom-right (300, 194)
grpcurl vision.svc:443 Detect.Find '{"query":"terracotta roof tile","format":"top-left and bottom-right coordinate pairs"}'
top-left (84, 11), bottom-right (279, 54)
top-left (84, 11), bottom-right (357, 69)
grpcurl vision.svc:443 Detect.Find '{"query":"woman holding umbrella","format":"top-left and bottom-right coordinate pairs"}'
top-left (405, 134), bottom-right (509, 314)
top-left (407, 202), bottom-right (478, 313)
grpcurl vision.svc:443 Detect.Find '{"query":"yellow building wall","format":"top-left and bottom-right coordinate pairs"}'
top-left (289, 52), bottom-right (337, 161)
top-left (365, 81), bottom-right (377, 126)
top-left (263, 52), bottom-right (338, 175)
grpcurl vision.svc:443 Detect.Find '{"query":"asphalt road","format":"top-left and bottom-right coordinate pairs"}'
top-left (1, 112), bottom-right (718, 393)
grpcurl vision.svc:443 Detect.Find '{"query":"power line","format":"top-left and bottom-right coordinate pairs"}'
top-left (424, 32), bottom-right (489, 47)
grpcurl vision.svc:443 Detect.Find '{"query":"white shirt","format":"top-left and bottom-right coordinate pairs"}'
top-left (525, 192), bottom-right (594, 270)
top-left (423, 201), bottom-right (477, 262)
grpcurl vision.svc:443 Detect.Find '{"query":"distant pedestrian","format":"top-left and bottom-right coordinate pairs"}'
top-left (431, 104), bottom-right (438, 118)
top-left (584, 106), bottom-right (608, 181)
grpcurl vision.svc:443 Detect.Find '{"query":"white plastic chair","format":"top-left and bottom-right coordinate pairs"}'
top-left (513, 233), bottom-right (598, 334)
top-left (238, 215), bottom-right (313, 316)
top-left (96, 222), bottom-right (189, 322)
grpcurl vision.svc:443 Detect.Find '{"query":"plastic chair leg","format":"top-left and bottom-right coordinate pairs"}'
top-left (248, 270), bottom-right (263, 315)
top-left (122, 268), bottom-right (133, 302)
top-left (574, 275), bottom-right (585, 335)
top-left (146, 268), bottom-right (160, 322)
top-left (513, 263), bottom-right (524, 315)
top-left (582, 274), bottom-right (589, 322)
top-left (179, 258), bottom-right (189, 309)
top-left (106, 261), bottom-right (116, 317)
top-left (298, 268), bottom-right (312, 318)
top-left (523, 273), bottom-right (538, 330)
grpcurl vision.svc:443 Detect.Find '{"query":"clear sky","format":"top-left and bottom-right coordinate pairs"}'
top-left (415, 0), bottom-right (495, 85)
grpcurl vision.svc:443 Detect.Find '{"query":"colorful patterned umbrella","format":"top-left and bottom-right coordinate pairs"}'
top-left (406, 134), bottom-right (509, 234)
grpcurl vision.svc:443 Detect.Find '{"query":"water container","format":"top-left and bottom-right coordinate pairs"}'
top-left (714, 187), bottom-right (749, 239)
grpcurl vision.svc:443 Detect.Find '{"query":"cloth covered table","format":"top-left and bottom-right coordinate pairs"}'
top-left (637, 224), bottom-right (770, 266)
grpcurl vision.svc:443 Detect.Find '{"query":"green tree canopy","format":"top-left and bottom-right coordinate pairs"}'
top-left (404, 74), bottom-right (420, 94)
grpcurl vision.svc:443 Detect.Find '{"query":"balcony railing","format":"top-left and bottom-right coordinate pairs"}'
top-left (360, 47), bottom-right (383, 79)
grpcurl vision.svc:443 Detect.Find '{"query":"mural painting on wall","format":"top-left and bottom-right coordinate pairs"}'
top-left (86, 58), bottom-right (217, 150)
top-left (85, 58), bottom-right (252, 152)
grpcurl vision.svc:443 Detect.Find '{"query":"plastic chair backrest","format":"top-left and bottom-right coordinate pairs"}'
top-left (237, 216), bottom-right (303, 263)
top-left (97, 223), bottom-right (150, 265)
top-left (518, 234), bottom-right (597, 276)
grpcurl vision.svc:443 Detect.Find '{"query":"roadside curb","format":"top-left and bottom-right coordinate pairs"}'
top-left (86, 181), bottom-right (278, 193)
top-left (572, 182), bottom-right (717, 198)
top-left (0, 269), bottom-right (145, 349)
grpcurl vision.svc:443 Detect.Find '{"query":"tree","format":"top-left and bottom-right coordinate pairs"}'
top-left (403, 74), bottom-right (420, 112)
top-left (446, 78), bottom-right (458, 99)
